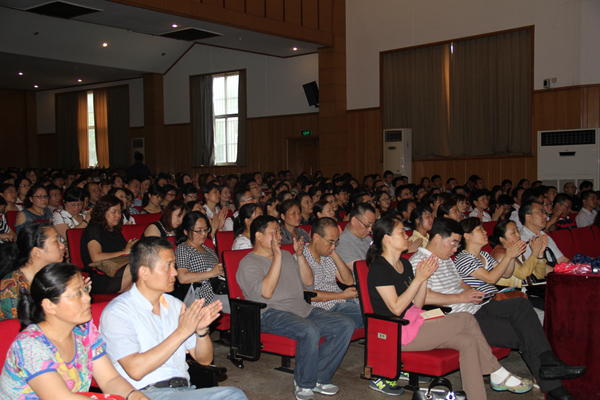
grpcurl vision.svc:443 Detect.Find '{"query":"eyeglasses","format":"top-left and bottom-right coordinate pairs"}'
top-left (66, 202), bottom-right (83, 207)
top-left (20, 184), bottom-right (31, 188)
top-left (446, 239), bottom-right (461, 248)
top-left (53, 284), bottom-right (92, 300)
top-left (356, 217), bottom-right (375, 230)
top-left (242, 197), bottom-right (254, 202)
top-left (249, 185), bottom-right (260, 190)
top-left (192, 227), bottom-right (210, 235)
top-left (529, 209), bottom-right (548, 216)
top-left (32, 195), bottom-right (49, 199)
top-left (166, 192), bottom-right (176, 197)
top-left (323, 238), bottom-right (340, 247)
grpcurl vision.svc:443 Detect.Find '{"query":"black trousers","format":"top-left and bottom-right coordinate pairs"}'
top-left (474, 297), bottom-right (562, 392)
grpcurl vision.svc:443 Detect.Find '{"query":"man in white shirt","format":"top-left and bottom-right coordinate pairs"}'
top-left (575, 190), bottom-right (598, 227)
top-left (519, 201), bottom-right (570, 263)
top-left (100, 237), bottom-right (247, 400)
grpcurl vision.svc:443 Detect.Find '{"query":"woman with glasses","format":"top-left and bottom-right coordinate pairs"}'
top-left (81, 195), bottom-right (138, 294)
top-left (15, 185), bottom-right (54, 234)
top-left (143, 200), bottom-right (189, 238)
top-left (0, 262), bottom-right (149, 400)
top-left (367, 214), bottom-right (532, 398)
top-left (0, 183), bottom-right (21, 212)
top-left (161, 184), bottom-right (178, 208)
top-left (0, 222), bottom-right (65, 321)
top-left (179, 183), bottom-right (199, 204)
top-left (14, 177), bottom-right (32, 209)
top-left (139, 183), bottom-right (164, 214)
top-left (436, 201), bottom-right (465, 223)
top-left (322, 193), bottom-right (344, 222)
top-left (175, 211), bottom-right (229, 312)
top-left (52, 187), bottom-right (89, 243)
top-left (373, 191), bottom-right (392, 215)
top-left (232, 203), bottom-right (263, 250)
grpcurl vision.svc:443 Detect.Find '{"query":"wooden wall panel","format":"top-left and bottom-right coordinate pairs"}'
top-left (302, 0), bottom-right (319, 29)
top-left (0, 88), bottom-right (29, 168)
top-left (284, 0), bottom-right (302, 25)
top-left (265, 0), bottom-right (284, 21)
top-left (245, 0), bottom-right (265, 17)
top-left (346, 108), bottom-right (382, 179)
top-left (37, 134), bottom-right (58, 169)
top-left (224, 0), bottom-right (245, 13)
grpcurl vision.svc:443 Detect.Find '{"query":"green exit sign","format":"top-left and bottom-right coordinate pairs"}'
top-left (301, 130), bottom-right (312, 136)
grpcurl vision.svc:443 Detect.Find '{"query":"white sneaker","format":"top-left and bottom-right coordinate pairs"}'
top-left (313, 383), bottom-right (339, 396)
top-left (294, 381), bottom-right (315, 400)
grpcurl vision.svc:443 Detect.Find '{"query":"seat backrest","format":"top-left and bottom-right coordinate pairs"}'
top-left (205, 236), bottom-right (215, 251)
top-left (222, 249), bottom-right (253, 300)
top-left (299, 225), bottom-right (312, 236)
top-left (67, 228), bottom-right (86, 269)
top-left (482, 221), bottom-right (497, 236)
top-left (216, 231), bottom-right (235, 258)
top-left (354, 260), bottom-right (373, 314)
top-left (338, 221), bottom-right (349, 231)
top-left (569, 213), bottom-right (579, 227)
top-left (405, 229), bottom-right (414, 238)
top-left (91, 301), bottom-right (110, 328)
top-left (551, 229), bottom-right (577, 260)
top-left (5, 211), bottom-right (18, 232)
top-left (122, 224), bottom-right (149, 241)
top-left (482, 244), bottom-right (493, 254)
top-left (280, 244), bottom-right (295, 255)
top-left (132, 213), bottom-right (162, 225)
top-left (571, 227), bottom-right (600, 257)
top-left (166, 236), bottom-right (176, 247)
top-left (338, 211), bottom-right (347, 220)
top-left (0, 318), bottom-right (21, 366)
top-left (591, 225), bottom-right (600, 250)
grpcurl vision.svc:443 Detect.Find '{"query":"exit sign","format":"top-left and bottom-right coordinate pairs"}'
top-left (301, 130), bottom-right (312, 136)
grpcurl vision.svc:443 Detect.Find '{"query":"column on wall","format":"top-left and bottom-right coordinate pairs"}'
top-left (318, 0), bottom-right (348, 177)
top-left (142, 73), bottom-right (167, 174)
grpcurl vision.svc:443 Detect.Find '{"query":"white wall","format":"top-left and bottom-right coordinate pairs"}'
top-left (346, 0), bottom-right (600, 110)
top-left (36, 78), bottom-right (144, 134)
top-left (163, 44), bottom-right (319, 124)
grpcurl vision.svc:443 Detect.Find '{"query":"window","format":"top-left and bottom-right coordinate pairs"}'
top-left (86, 91), bottom-right (98, 167)
top-left (213, 72), bottom-right (239, 164)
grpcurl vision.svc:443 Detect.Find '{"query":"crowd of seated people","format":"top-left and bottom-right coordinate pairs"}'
top-left (0, 165), bottom-right (595, 399)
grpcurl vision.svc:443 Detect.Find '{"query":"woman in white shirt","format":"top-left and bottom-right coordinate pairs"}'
top-left (232, 203), bottom-right (263, 250)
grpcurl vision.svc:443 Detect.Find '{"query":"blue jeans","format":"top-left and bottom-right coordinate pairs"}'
top-left (142, 385), bottom-right (247, 400)
top-left (261, 307), bottom-right (354, 389)
top-left (329, 300), bottom-right (364, 329)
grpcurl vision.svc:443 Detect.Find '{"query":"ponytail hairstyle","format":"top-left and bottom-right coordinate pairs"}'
top-left (309, 199), bottom-right (331, 224)
top-left (489, 219), bottom-right (513, 248)
top-left (366, 213), bottom-right (403, 267)
top-left (142, 183), bottom-right (164, 207)
top-left (233, 203), bottom-right (262, 238)
top-left (0, 222), bottom-right (52, 280)
top-left (17, 262), bottom-right (80, 328)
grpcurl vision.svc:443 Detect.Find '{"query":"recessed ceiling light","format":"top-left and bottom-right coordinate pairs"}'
top-left (34, 85), bottom-right (38, 88)
top-left (172, 24), bottom-right (178, 28)
top-left (18, 72), bottom-right (23, 76)
top-left (102, 42), bottom-right (108, 47)
top-left (78, 79), bottom-right (82, 82)
top-left (293, 47), bottom-right (298, 51)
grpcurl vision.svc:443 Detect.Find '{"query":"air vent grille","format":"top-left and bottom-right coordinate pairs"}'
top-left (385, 131), bottom-right (403, 142)
top-left (541, 129), bottom-right (596, 146)
top-left (160, 28), bottom-right (221, 41)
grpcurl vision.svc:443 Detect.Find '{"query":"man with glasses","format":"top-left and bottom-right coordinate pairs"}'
top-left (336, 203), bottom-right (376, 269)
top-left (238, 216), bottom-right (354, 400)
top-left (519, 201), bottom-right (569, 263)
top-left (410, 218), bottom-right (584, 400)
top-left (304, 217), bottom-right (363, 329)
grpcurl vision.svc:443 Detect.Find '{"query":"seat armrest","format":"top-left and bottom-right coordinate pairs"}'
top-left (186, 354), bottom-right (226, 388)
top-left (422, 304), bottom-right (452, 314)
top-left (230, 298), bottom-right (265, 362)
top-left (303, 290), bottom-right (317, 304)
top-left (364, 312), bottom-right (409, 325)
top-left (230, 298), bottom-right (267, 309)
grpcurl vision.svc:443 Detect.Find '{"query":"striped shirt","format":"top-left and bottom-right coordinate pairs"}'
top-left (454, 250), bottom-right (499, 296)
top-left (409, 247), bottom-right (481, 314)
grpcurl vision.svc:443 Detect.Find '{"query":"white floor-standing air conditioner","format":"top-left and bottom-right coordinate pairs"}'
top-left (537, 128), bottom-right (599, 190)
top-left (383, 128), bottom-right (412, 182)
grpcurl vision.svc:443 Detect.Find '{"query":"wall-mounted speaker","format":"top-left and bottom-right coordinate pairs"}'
top-left (302, 81), bottom-right (319, 107)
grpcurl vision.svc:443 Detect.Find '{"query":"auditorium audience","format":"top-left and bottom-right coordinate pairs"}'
top-left (14, 177), bottom-right (31, 209)
top-left (279, 199), bottom-right (311, 245)
top-left (140, 183), bottom-right (164, 214)
top-left (575, 190), bottom-right (597, 227)
top-left (232, 203), bottom-right (263, 250)
top-left (52, 186), bottom-right (88, 242)
top-left (408, 204), bottom-right (433, 247)
top-left (296, 192), bottom-right (314, 225)
top-left (143, 199), bottom-right (189, 238)
top-left (0, 183), bottom-right (20, 212)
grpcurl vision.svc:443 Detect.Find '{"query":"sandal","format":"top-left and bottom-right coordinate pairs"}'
top-left (490, 373), bottom-right (533, 394)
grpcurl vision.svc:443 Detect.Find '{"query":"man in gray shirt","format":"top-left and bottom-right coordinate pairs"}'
top-left (237, 215), bottom-right (354, 400)
top-left (336, 203), bottom-right (376, 268)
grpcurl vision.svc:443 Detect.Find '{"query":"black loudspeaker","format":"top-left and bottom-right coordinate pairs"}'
top-left (302, 81), bottom-right (319, 107)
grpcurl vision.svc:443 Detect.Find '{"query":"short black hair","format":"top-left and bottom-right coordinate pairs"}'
top-left (250, 215), bottom-right (279, 246)
top-left (310, 217), bottom-right (338, 239)
top-left (129, 236), bottom-right (174, 283)
top-left (349, 202), bottom-right (376, 222)
top-left (430, 218), bottom-right (463, 241)
top-left (553, 193), bottom-right (572, 207)
top-left (580, 189), bottom-right (596, 202)
top-left (579, 180), bottom-right (593, 191)
top-left (519, 200), bottom-right (542, 225)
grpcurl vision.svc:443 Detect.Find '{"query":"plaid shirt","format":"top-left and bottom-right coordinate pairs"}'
top-left (303, 244), bottom-right (357, 310)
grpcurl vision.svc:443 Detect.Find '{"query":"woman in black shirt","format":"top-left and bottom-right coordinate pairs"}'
top-left (366, 214), bottom-right (532, 399)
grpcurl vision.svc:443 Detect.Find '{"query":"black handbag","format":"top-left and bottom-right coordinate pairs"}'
top-left (209, 276), bottom-right (228, 295)
top-left (412, 377), bottom-right (467, 400)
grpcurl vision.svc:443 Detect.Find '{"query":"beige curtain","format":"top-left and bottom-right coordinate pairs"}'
top-left (93, 89), bottom-right (110, 168)
top-left (382, 44), bottom-right (451, 158)
top-left (449, 29), bottom-right (531, 156)
top-left (382, 28), bottom-right (531, 158)
top-left (56, 92), bottom-right (80, 169)
top-left (77, 92), bottom-right (89, 168)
